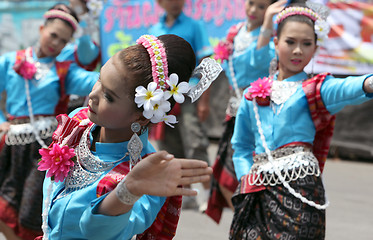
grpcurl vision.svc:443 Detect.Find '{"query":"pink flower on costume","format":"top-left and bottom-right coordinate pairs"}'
top-left (245, 77), bottom-right (273, 106)
top-left (13, 59), bottom-right (37, 80)
top-left (38, 143), bottom-right (76, 182)
top-left (38, 114), bottom-right (91, 182)
top-left (213, 41), bottom-right (232, 63)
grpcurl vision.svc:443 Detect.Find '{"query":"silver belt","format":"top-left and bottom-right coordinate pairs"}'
top-left (5, 116), bottom-right (57, 145)
top-left (249, 146), bottom-right (320, 186)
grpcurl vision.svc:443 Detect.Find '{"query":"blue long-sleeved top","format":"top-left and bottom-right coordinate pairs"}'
top-left (44, 109), bottom-right (165, 239)
top-left (0, 49), bottom-right (98, 123)
top-left (222, 24), bottom-right (276, 89)
top-left (232, 71), bottom-right (373, 180)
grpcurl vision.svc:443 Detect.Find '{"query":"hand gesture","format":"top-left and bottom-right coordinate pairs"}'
top-left (125, 151), bottom-right (212, 197)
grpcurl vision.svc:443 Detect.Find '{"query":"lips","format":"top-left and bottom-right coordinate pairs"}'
top-left (291, 59), bottom-right (302, 65)
top-left (88, 105), bottom-right (96, 114)
top-left (249, 15), bottom-right (256, 20)
top-left (48, 47), bottom-right (55, 53)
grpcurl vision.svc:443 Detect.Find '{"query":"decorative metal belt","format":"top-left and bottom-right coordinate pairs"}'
top-left (5, 116), bottom-right (57, 145)
top-left (248, 146), bottom-right (320, 186)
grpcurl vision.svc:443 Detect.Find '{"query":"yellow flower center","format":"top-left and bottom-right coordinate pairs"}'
top-left (170, 85), bottom-right (178, 94)
top-left (145, 91), bottom-right (153, 100)
top-left (154, 104), bottom-right (159, 110)
top-left (55, 156), bottom-right (60, 162)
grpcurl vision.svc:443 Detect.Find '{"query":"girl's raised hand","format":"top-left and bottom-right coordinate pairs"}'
top-left (125, 151), bottom-right (213, 197)
top-left (263, 0), bottom-right (287, 28)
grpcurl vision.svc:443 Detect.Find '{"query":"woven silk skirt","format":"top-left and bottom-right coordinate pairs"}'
top-left (229, 175), bottom-right (326, 240)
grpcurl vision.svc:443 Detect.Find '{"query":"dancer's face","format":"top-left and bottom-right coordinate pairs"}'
top-left (274, 21), bottom-right (317, 80)
top-left (88, 53), bottom-right (145, 142)
top-left (39, 19), bottom-right (73, 58)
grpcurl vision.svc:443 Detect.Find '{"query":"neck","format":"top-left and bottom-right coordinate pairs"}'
top-left (98, 126), bottom-right (134, 144)
top-left (166, 13), bottom-right (180, 27)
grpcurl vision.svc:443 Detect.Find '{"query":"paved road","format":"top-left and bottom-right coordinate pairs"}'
top-left (1, 146), bottom-right (373, 239)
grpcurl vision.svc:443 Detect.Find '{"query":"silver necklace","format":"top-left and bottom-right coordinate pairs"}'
top-left (57, 125), bottom-right (129, 198)
top-left (26, 47), bottom-right (55, 82)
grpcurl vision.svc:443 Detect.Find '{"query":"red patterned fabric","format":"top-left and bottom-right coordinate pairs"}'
top-left (302, 73), bottom-right (335, 173)
top-left (0, 197), bottom-right (41, 240)
top-left (96, 155), bottom-right (182, 240)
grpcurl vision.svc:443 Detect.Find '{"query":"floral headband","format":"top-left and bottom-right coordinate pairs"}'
top-left (135, 35), bottom-right (222, 127)
top-left (275, 5), bottom-right (330, 46)
top-left (44, 9), bottom-right (79, 31)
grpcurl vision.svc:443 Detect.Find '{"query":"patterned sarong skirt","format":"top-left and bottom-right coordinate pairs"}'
top-left (230, 175), bottom-right (326, 240)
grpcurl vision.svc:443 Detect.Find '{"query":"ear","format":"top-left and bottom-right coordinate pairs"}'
top-left (135, 114), bottom-right (151, 127)
top-left (274, 36), bottom-right (279, 51)
top-left (39, 25), bottom-right (44, 34)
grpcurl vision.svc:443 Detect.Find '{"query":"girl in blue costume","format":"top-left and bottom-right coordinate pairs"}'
top-left (0, 6), bottom-right (98, 240)
top-left (206, 0), bottom-right (286, 223)
top-left (230, 2), bottom-right (373, 239)
top-left (35, 34), bottom-right (216, 240)
top-left (57, 0), bottom-right (102, 71)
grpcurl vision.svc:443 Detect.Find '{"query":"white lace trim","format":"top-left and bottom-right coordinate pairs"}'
top-left (270, 80), bottom-right (302, 105)
top-left (5, 116), bottom-right (57, 145)
top-left (233, 24), bottom-right (258, 56)
top-left (248, 150), bottom-right (320, 186)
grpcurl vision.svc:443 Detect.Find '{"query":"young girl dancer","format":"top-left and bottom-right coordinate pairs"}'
top-left (0, 6), bottom-right (98, 240)
top-left (36, 34), bottom-right (217, 240)
top-left (206, 0), bottom-right (286, 223)
top-left (230, 2), bottom-right (373, 239)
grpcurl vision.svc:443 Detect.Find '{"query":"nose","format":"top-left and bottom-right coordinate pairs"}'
top-left (89, 82), bottom-right (99, 104)
top-left (293, 44), bottom-right (302, 55)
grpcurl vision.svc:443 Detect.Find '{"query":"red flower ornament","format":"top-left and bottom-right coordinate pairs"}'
top-left (38, 144), bottom-right (76, 182)
top-left (245, 77), bottom-right (273, 106)
top-left (13, 58), bottom-right (37, 80)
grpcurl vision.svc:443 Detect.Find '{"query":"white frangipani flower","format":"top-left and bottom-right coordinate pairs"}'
top-left (314, 19), bottom-right (330, 46)
top-left (164, 73), bottom-right (190, 103)
top-left (87, 0), bottom-right (103, 18)
top-left (161, 114), bottom-right (178, 128)
top-left (143, 99), bottom-right (171, 120)
top-left (135, 82), bottom-right (164, 111)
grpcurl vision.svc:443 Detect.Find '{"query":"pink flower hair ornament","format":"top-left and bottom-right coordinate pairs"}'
top-left (245, 77), bottom-right (273, 106)
top-left (135, 35), bottom-right (223, 127)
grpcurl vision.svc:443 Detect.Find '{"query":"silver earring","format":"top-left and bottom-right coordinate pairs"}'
top-left (269, 53), bottom-right (278, 77)
top-left (128, 122), bottom-right (143, 170)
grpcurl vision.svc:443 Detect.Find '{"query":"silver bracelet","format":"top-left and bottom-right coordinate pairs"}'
top-left (368, 77), bottom-right (373, 91)
top-left (260, 27), bottom-right (273, 38)
top-left (116, 177), bottom-right (141, 205)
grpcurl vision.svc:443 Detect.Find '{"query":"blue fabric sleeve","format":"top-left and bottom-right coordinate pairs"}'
top-left (249, 41), bottom-right (276, 69)
top-left (193, 21), bottom-right (213, 61)
top-left (0, 53), bottom-right (11, 123)
top-left (231, 91), bottom-right (255, 181)
top-left (80, 193), bottom-right (166, 240)
top-left (76, 35), bottom-right (100, 66)
top-left (321, 74), bottom-right (373, 115)
top-left (65, 63), bottom-right (98, 96)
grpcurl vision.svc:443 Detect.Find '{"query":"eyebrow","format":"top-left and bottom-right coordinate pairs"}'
top-left (98, 74), bottom-right (121, 99)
